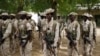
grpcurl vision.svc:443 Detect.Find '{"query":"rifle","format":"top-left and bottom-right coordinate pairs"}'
top-left (84, 37), bottom-right (93, 46)
top-left (67, 32), bottom-right (80, 55)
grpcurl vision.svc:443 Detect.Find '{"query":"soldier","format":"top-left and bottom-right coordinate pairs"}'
top-left (0, 14), bottom-right (4, 56)
top-left (9, 13), bottom-right (19, 54)
top-left (1, 12), bottom-right (12, 56)
top-left (26, 13), bottom-right (36, 51)
top-left (38, 12), bottom-right (47, 49)
top-left (65, 12), bottom-right (80, 56)
top-left (81, 13), bottom-right (94, 56)
top-left (42, 8), bottom-right (60, 56)
top-left (18, 11), bottom-right (33, 56)
top-left (57, 14), bottom-right (64, 48)
top-left (89, 14), bottom-right (96, 47)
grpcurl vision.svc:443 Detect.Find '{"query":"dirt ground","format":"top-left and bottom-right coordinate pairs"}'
top-left (1, 28), bottom-right (100, 56)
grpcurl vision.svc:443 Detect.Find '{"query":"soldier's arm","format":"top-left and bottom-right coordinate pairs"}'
top-left (54, 22), bottom-right (60, 45)
top-left (3, 23), bottom-right (12, 39)
top-left (14, 20), bottom-right (19, 34)
top-left (31, 20), bottom-right (36, 30)
top-left (26, 22), bottom-right (33, 41)
top-left (76, 23), bottom-right (81, 41)
top-left (89, 22), bottom-right (94, 40)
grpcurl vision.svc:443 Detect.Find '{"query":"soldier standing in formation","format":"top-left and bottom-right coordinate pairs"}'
top-left (0, 10), bottom-right (97, 56)
top-left (65, 12), bottom-right (81, 56)
top-left (40, 8), bottom-right (60, 56)
top-left (1, 12), bottom-right (12, 56)
top-left (18, 11), bottom-right (33, 56)
top-left (81, 13), bottom-right (96, 56)
top-left (9, 13), bottom-right (18, 54)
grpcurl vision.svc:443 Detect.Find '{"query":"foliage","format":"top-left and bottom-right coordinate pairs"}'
top-left (0, 0), bottom-right (100, 14)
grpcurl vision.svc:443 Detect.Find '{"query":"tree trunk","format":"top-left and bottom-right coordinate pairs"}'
top-left (52, 0), bottom-right (57, 20)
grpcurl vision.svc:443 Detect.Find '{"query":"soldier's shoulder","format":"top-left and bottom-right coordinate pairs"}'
top-left (53, 20), bottom-right (59, 25)
top-left (74, 20), bottom-right (80, 25)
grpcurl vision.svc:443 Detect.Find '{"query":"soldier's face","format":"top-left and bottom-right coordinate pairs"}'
top-left (20, 15), bottom-right (26, 19)
top-left (26, 16), bottom-right (31, 20)
top-left (83, 16), bottom-right (88, 21)
top-left (10, 16), bottom-right (15, 19)
top-left (69, 15), bottom-right (75, 21)
top-left (41, 16), bottom-right (46, 19)
top-left (2, 16), bottom-right (8, 20)
top-left (46, 13), bottom-right (52, 20)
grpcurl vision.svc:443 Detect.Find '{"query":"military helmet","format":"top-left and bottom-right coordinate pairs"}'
top-left (27, 13), bottom-right (32, 17)
top-left (17, 11), bottom-right (27, 19)
top-left (68, 12), bottom-right (78, 16)
top-left (45, 8), bottom-right (54, 15)
top-left (10, 13), bottom-right (16, 16)
top-left (39, 12), bottom-right (46, 16)
top-left (1, 12), bottom-right (9, 20)
top-left (18, 11), bottom-right (27, 15)
top-left (1, 12), bottom-right (8, 16)
top-left (26, 13), bottom-right (32, 19)
top-left (89, 14), bottom-right (93, 18)
top-left (10, 13), bottom-right (16, 19)
top-left (82, 13), bottom-right (90, 17)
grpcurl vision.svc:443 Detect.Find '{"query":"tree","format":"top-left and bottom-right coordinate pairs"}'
top-left (77, 0), bottom-right (100, 13)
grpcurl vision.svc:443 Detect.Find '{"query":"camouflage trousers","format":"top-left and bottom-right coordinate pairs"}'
top-left (43, 40), bottom-right (58, 56)
top-left (0, 38), bottom-right (11, 56)
top-left (68, 41), bottom-right (79, 56)
top-left (20, 41), bottom-right (32, 56)
top-left (10, 35), bottom-right (16, 54)
top-left (83, 41), bottom-right (94, 56)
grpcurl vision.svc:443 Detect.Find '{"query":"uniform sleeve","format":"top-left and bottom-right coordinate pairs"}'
top-left (31, 20), bottom-right (36, 30)
top-left (89, 22), bottom-right (94, 40)
top-left (76, 23), bottom-right (81, 41)
top-left (54, 22), bottom-right (60, 44)
top-left (14, 20), bottom-right (19, 31)
top-left (3, 23), bottom-right (12, 39)
top-left (26, 22), bottom-right (32, 31)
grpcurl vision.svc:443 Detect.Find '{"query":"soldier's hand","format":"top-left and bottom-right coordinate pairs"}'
top-left (52, 43), bottom-right (57, 48)
top-left (73, 40), bottom-right (78, 45)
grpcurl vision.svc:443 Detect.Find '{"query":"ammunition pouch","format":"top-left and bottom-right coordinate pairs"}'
top-left (44, 32), bottom-right (55, 45)
top-left (67, 32), bottom-right (76, 41)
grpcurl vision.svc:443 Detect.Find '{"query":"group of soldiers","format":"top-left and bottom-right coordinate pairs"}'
top-left (39, 8), bottom-right (96, 56)
top-left (65, 12), bottom-right (96, 56)
top-left (0, 8), bottom-right (96, 56)
top-left (0, 11), bottom-right (36, 56)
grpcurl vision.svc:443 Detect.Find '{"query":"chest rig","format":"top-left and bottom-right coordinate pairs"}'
top-left (44, 20), bottom-right (56, 44)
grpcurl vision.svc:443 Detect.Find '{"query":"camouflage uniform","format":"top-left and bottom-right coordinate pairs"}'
top-left (26, 13), bottom-right (36, 51)
top-left (81, 13), bottom-right (94, 56)
top-left (57, 14), bottom-right (65, 48)
top-left (38, 12), bottom-right (47, 50)
top-left (42, 8), bottom-right (60, 56)
top-left (0, 15), bottom-right (4, 56)
top-left (9, 14), bottom-right (19, 54)
top-left (18, 11), bottom-right (33, 56)
top-left (1, 13), bottom-right (12, 56)
top-left (66, 12), bottom-right (80, 56)
top-left (89, 14), bottom-right (96, 48)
